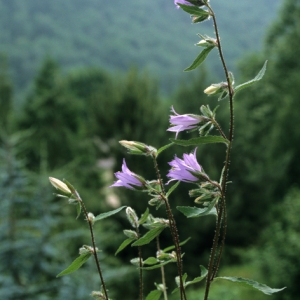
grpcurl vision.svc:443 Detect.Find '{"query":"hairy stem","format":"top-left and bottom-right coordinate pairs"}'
top-left (73, 190), bottom-right (109, 300)
top-left (203, 3), bottom-right (234, 300)
top-left (152, 155), bottom-right (187, 300)
top-left (136, 226), bottom-right (144, 300)
top-left (157, 237), bottom-right (168, 300)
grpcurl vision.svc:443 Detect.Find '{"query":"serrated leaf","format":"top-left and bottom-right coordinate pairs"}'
top-left (170, 136), bottom-right (229, 146)
top-left (215, 277), bottom-right (286, 295)
top-left (145, 290), bottom-right (162, 300)
top-left (163, 237), bottom-right (191, 252)
top-left (234, 60), bottom-right (267, 93)
top-left (138, 207), bottom-right (149, 225)
top-left (144, 257), bottom-right (159, 265)
top-left (184, 46), bottom-right (214, 71)
top-left (94, 206), bottom-right (126, 223)
top-left (157, 143), bottom-right (174, 156)
top-left (115, 238), bottom-right (135, 255)
top-left (57, 253), bottom-right (92, 277)
top-left (178, 4), bottom-right (210, 18)
top-left (132, 226), bottom-right (165, 246)
top-left (166, 181), bottom-right (180, 198)
top-left (177, 205), bottom-right (217, 218)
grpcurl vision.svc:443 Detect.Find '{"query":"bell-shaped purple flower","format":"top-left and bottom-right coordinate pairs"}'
top-left (174, 0), bottom-right (193, 8)
top-left (110, 159), bottom-right (146, 190)
top-left (167, 148), bottom-right (204, 184)
top-left (167, 106), bottom-right (203, 138)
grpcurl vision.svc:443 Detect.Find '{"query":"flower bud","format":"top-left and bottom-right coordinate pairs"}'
top-left (130, 257), bottom-right (143, 267)
top-left (123, 229), bottom-right (138, 239)
top-left (49, 177), bottom-right (72, 194)
top-left (79, 245), bottom-right (94, 255)
top-left (126, 207), bottom-right (139, 228)
top-left (119, 140), bottom-right (157, 156)
top-left (87, 212), bottom-right (95, 224)
top-left (196, 37), bottom-right (217, 48)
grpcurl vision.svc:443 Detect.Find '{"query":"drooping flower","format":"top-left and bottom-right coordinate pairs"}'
top-left (110, 159), bottom-right (146, 190)
top-left (167, 148), bottom-right (205, 184)
top-left (174, 0), bottom-right (206, 8)
top-left (167, 106), bottom-right (203, 138)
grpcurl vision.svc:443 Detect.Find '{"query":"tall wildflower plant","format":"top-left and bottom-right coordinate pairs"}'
top-left (49, 1), bottom-right (286, 299)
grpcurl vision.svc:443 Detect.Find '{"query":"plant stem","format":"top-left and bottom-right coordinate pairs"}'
top-left (152, 154), bottom-right (187, 300)
top-left (157, 237), bottom-right (168, 300)
top-left (203, 3), bottom-right (235, 300)
top-left (136, 226), bottom-right (144, 300)
top-left (73, 190), bottom-right (109, 300)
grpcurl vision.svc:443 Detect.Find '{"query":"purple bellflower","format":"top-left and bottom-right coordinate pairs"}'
top-left (167, 148), bottom-right (204, 184)
top-left (167, 106), bottom-right (203, 138)
top-left (174, 0), bottom-right (193, 8)
top-left (110, 159), bottom-right (146, 190)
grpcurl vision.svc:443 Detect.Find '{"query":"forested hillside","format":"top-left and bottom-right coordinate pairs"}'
top-left (0, 0), bottom-right (280, 95)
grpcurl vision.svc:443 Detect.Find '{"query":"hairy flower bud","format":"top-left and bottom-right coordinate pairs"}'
top-left (119, 140), bottom-right (157, 156)
top-left (123, 229), bottom-right (138, 239)
top-left (126, 207), bottom-right (139, 228)
top-left (49, 177), bottom-right (72, 194)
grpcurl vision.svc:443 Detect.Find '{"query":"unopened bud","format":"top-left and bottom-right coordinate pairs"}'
top-left (123, 229), bottom-right (138, 239)
top-left (119, 140), bottom-right (157, 156)
top-left (126, 207), bottom-right (139, 228)
top-left (49, 177), bottom-right (72, 194)
top-left (130, 257), bottom-right (143, 267)
top-left (87, 212), bottom-right (95, 224)
top-left (79, 245), bottom-right (94, 255)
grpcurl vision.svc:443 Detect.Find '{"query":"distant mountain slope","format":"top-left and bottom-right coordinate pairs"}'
top-left (0, 0), bottom-right (280, 94)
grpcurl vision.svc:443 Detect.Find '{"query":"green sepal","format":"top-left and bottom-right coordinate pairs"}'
top-left (76, 202), bottom-right (81, 219)
top-left (163, 237), bottom-right (191, 252)
top-left (94, 206), bottom-right (126, 223)
top-left (218, 90), bottom-right (229, 101)
top-left (215, 277), bottom-right (286, 295)
top-left (170, 136), bottom-right (229, 146)
top-left (56, 252), bottom-right (92, 277)
top-left (132, 226), bottom-right (165, 246)
top-left (184, 46), bottom-right (214, 72)
top-left (166, 181), bottom-right (180, 198)
top-left (178, 4), bottom-right (210, 18)
top-left (172, 266), bottom-right (208, 293)
top-left (115, 238), bottom-right (135, 255)
top-left (177, 198), bottom-right (218, 217)
top-left (145, 290), bottom-right (162, 300)
top-left (138, 207), bottom-right (150, 225)
top-left (157, 143), bottom-right (174, 156)
top-left (234, 60), bottom-right (267, 93)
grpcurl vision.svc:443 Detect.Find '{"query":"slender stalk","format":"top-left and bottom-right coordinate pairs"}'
top-left (203, 3), bottom-right (235, 300)
top-left (152, 154), bottom-right (187, 300)
top-left (156, 237), bottom-right (168, 300)
top-left (73, 190), bottom-right (109, 300)
top-left (136, 226), bottom-right (144, 300)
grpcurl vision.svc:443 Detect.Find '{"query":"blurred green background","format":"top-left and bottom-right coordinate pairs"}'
top-left (1, 0), bottom-right (300, 299)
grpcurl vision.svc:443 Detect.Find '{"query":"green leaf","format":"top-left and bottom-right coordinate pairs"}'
top-left (115, 238), bottom-right (135, 255)
top-left (76, 202), bottom-right (81, 219)
top-left (172, 266), bottom-right (208, 293)
top-left (166, 181), bottom-right (180, 198)
top-left (132, 226), bottom-right (165, 246)
top-left (234, 60), bottom-right (267, 93)
top-left (178, 4), bottom-right (210, 18)
top-left (143, 257), bottom-right (159, 265)
top-left (145, 290), bottom-right (162, 300)
top-left (215, 277), bottom-right (286, 295)
top-left (163, 237), bottom-right (191, 252)
top-left (170, 136), bottom-right (229, 146)
top-left (184, 46), bottom-right (214, 72)
top-left (138, 207), bottom-right (149, 225)
top-left (57, 253), bottom-right (92, 277)
top-left (141, 259), bottom-right (176, 270)
top-left (94, 206), bottom-right (126, 223)
top-left (177, 205), bottom-right (217, 218)
top-left (157, 143), bottom-right (174, 156)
